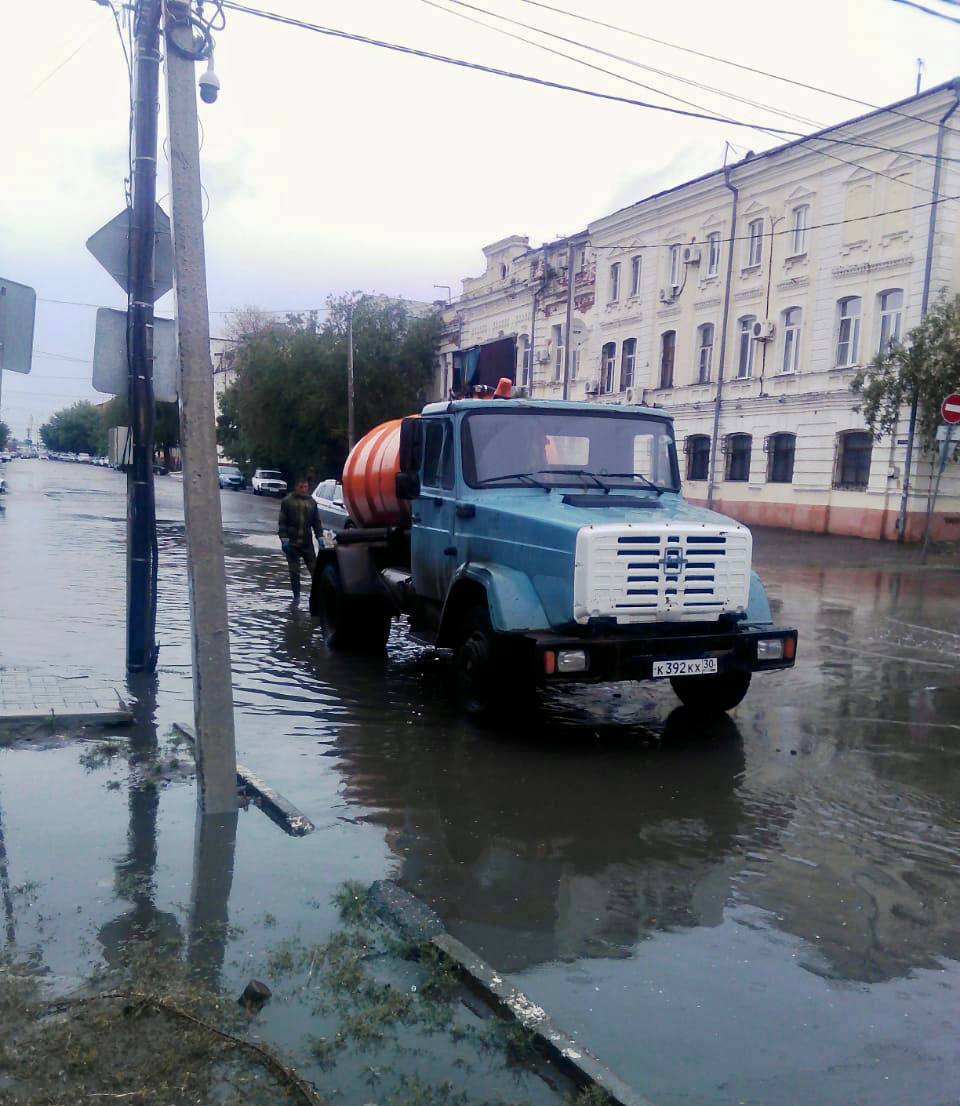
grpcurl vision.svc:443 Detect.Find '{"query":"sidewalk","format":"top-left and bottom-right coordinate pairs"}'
top-left (0, 666), bottom-right (132, 728)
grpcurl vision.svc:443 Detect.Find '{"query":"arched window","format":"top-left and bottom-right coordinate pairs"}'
top-left (659, 330), bottom-right (676, 389)
top-left (877, 289), bottom-right (903, 354)
top-left (600, 342), bottom-right (616, 393)
top-left (620, 338), bottom-right (637, 391)
top-left (696, 323), bottom-right (714, 383)
top-left (767, 432), bottom-right (796, 483)
top-left (835, 430), bottom-right (873, 489)
top-left (737, 316), bottom-right (756, 378)
top-left (781, 307), bottom-right (802, 374)
top-left (835, 297), bottom-right (862, 367)
top-left (686, 435), bottom-right (710, 481)
top-left (724, 433), bottom-right (752, 482)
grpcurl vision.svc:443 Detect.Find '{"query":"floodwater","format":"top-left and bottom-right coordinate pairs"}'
top-left (1, 459), bottom-right (959, 1106)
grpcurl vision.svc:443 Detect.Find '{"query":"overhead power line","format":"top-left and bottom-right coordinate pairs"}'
top-left (888, 0), bottom-right (960, 22)
top-left (220, 0), bottom-right (959, 167)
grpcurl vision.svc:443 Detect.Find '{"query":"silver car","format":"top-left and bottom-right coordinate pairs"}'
top-left (312, 478), bottom-right (351, 530)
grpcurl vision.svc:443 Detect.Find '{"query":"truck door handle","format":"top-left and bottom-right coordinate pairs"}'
top-left (443, 546), bottom-right (457, 556)
top-left (455, 502), bottom-right (475, 519)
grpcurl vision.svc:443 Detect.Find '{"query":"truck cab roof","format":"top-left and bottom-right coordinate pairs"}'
top-left (420, 397), bottom-right (673, 422)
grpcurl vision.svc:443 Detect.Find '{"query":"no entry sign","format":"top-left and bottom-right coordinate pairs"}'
top-left (942, 393), bottom-right (960, 425)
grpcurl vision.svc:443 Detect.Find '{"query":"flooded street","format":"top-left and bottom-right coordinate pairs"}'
top-left (2, 458), bottom-right (959, 1105)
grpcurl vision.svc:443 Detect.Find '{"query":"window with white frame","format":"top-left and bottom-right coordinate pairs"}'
top-left (737, 315), bottom-right (756, 378)
top-left (878, 289), bottom-right (903, 354)
top-left (609, 262), bottom-right (621, 303)
top-left (707, 231), bottom-right (721, 277)
top-left (659, 330), bottom-right (676, 388)
top-left (789, 205), bottom-right (809, 255)
top-left (696, 322), bottom-right (714, 384)
top-left (518, 335), bottom-right (531, 388)
top-left (746, 219), bottom-right (764, 267)
top-left (630, 255), bottom-right (642, 297)
top-left (600, 342), bottom-right (616, 393)
top-left (620, 338), bottom-right (637, 391)
top-left (669, 244), bottom-right (682, 288)
top-left (835, 296), bottom-right (862, 367)
top-left (780, 306), bottom-right (802, 374)
top-left (551, 323), bottom-right (564, 381)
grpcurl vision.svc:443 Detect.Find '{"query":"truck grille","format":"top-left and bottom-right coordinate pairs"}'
top-left (573, 522), bottom-right (752, 624)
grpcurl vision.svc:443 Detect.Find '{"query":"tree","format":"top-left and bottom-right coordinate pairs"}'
top-left (851, 293), bottom-right (960, 450)
top-left (217, 295), bottom-right (441, 482)
top-left (40, 401), bottom-right (108, 455)
top-left (0, 421), bottom-right (9, 451)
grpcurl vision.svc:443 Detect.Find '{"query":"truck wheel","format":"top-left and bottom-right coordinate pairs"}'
top-left (455, 605), bottom-right (533, 721)
top-left (315, 563), bottom-right (391, 652)
top-left (669, 671), bottom-right (751, 715)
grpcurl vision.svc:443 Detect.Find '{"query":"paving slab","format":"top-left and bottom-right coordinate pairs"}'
top-left (0, 667), bottom-right (132, 727)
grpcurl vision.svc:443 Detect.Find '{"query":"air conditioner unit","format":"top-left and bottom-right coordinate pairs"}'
top-left (658, 287), bottom-right (674, 304)
top-left (536, 349), bottom-right (551, 364)
top-left (682, 245), bottom-right (701, 265)
top-left (584, 379), bottom-right (600, 395)
top-left (752, 320), bottom-right (775, 341)
top-left (624, 386), bottom-right (636, 404)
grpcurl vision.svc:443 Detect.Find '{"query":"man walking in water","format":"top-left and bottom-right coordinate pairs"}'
top-left (278, 477), bottom-right (323, 606)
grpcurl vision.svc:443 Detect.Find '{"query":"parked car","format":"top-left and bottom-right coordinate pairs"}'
top-left (218, 463), bottom-right (244, 490)
top-left (312, 478), bottom-right (351, 530)
top-left (251, 469), bottom-right (287, 497)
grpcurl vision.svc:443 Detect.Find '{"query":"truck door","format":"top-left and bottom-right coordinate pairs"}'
top-left (411, 417), bottom-right (457, 603)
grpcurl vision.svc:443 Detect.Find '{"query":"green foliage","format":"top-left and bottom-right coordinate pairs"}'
top-left (851, 293), bottom-right (960, 450)
top-left (217, 294), bottom-right (441, 481)
top-left (39, 401), bottom-right (107, 455)
top-left (0, 420), bottom-right (9, 450)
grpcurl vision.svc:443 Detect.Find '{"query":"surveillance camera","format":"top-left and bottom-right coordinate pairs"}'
top-left (199, 58), bottom-right (220, 104)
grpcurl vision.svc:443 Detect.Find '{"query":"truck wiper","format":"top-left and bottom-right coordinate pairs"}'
top-left (590, 472), bottom-right (664, 496)
top-left (537, 468), bottom-right (611, 493)
top-left (475, 472), bottom-right (551, 490)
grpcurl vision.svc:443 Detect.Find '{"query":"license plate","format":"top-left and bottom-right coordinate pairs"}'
top-left (652, 657), bottom-right (718, 679)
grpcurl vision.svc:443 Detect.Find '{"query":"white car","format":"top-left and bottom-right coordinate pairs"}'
top-left (252, 469), bottom-right (287, 497)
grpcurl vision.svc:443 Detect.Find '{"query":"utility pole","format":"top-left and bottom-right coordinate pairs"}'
top-left (347, 303), bottom-right (356, 451)
top-left (562, 241), bottom-right (576, 401)
top-left (163, 2), bottom-right (238, 815)
top-left (127, 0), bottom-right (161, 673)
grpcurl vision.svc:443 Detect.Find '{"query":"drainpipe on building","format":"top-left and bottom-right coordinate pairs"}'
top-left (895, 82), bottom-right (960, 541)
top-left (707, 166), bottom-right (739, 509)
top-left (562, 240), bottom-right (576, 400)
top-left (758, 215), bottom-right (783, 395)
top-left (527, 247), bottom-right (546, 396)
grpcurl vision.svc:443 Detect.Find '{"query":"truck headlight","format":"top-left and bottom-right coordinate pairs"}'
top-left (757, 638), bottom-right (784, 661)
top-left (557, 649), bottom-right (588, 673)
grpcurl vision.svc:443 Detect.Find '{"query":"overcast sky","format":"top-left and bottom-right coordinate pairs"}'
top-left (1, 0), bottom-right (957, 438)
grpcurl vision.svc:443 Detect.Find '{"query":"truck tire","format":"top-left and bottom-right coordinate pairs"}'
top-left (669, 671), bottom-right (751, 715)
top-left (315, 562), bottom-right (391, 653)
top-left (455, 605), bottom-right (534, 721)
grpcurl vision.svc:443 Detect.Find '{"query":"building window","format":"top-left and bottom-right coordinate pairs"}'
top-left (725, 433), bottom-right (752, 482)
top-left (659, 330), bottom-right (676, 389)
top-left (630, 254), bottom-right (642, 297)
top-left (620, 338), bottom-right (637, 391)
top-left (707, 231), bottom-right (721, 276)
top-left (551, 323), bottom-right (564, 381)
top-left (737, 315), bottom-right (756, 378)
top-left (835, 296), bottom-right (862, 367)
top-left (878, 289), bottom-right (903, 354)
top-left (669, 244), bottom-right (682, 288)
top-left (609, 262), bottom-right (621, 303)
top-left (518, 335), bottom-right (531, 388)
top-left (781, 306), bottom-right (802, 374)
top-left (600, 342), bottom-right (616, 393)
top-left (789, 205), bottom-right (809, 255)
top-left (767, 432), bottom-right (796, 483)
top-left (746, 219), bottom-right (764, 267)
top-left (578, 247), bottom-right (587, 271)
top-left (686, 435), bottom-right (710, 481)
top-left (696, 323), bottom-right (714, 383)
top-left (500, 262), bottom-right (508, 279)
top-left (835, 430), bottom-right (873, 489)
top-left (572, 344), bottom-right (582, 379)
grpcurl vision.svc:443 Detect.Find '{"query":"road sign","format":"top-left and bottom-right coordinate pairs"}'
top-left (86, 205), bottom-right (174, 301)
top-left (0, 277), bottom-right (37, 374)
top-left (941, 393), bottom-right (960, 425)
top-left (92, 308), bottom-right (179, 403)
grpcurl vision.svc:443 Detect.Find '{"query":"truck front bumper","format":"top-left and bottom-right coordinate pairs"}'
top-left (528, 626), bottom-right (797, 684)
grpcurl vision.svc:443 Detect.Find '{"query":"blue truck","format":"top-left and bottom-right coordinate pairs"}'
top-left (312, 398), bottom-right (797, 718)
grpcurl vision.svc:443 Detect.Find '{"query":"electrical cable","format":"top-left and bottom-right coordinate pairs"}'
top-left (888, 0), bottom-right (960, 21)
top-left (516, 0), bottom-right (960, 140)
top-left (31, 23), bottom-right (103, 92)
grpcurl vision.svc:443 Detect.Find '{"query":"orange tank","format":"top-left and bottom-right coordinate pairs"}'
top-left (341, 417), bottom-right (415, 528)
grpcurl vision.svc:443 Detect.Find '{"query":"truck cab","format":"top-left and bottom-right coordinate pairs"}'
top-left (313, 398), bottom-right (796, 718)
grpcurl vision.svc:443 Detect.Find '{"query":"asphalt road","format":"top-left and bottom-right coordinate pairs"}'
top-left (1, 458), bottom-right (958, 1106)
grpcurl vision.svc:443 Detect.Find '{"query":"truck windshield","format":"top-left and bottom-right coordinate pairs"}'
top-left (462, 410), bottom-right (680, 491)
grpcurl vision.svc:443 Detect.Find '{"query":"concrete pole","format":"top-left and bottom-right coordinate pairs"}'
top-left (562, 242), bottom-right (575, 401)
top-left (347, 304), bottom-right (356, 451)
top-left (163, 8), bottom-right (237, 815)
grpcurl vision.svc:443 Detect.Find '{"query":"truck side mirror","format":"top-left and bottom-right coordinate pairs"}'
top-left (395, 471), bottom-right (420, 500)
top-left (398, 417), bottom-right (423, 473)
